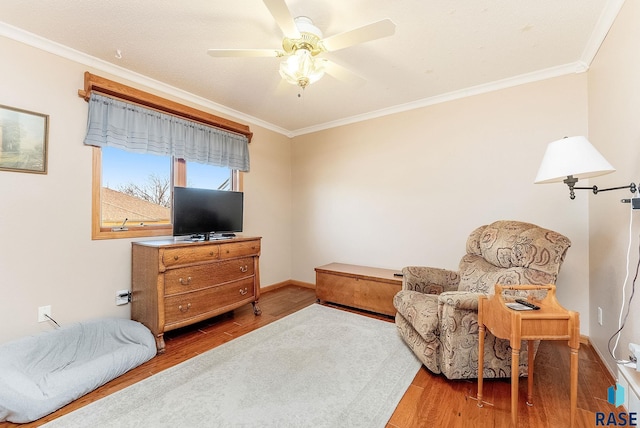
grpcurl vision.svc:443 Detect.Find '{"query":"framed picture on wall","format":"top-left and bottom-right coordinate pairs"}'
top-left (0, 104), bottom-right (49, 174)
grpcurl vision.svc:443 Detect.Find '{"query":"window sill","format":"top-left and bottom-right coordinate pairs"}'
top-left (93, 225), bottom-right (171, 240)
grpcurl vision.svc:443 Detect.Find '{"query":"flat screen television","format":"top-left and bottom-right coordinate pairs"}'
top-left (173, 186), bottom-right (243, 240)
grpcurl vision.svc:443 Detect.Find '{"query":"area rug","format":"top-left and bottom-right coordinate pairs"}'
top-left (43, 304), bottom-right (421, 428)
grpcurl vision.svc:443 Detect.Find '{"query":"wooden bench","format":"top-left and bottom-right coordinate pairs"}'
top-left (315, 263), bottom-right (403, 316)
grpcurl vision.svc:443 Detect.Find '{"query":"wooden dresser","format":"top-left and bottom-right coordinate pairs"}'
top-left (131, 236), bottom-right (261, 352)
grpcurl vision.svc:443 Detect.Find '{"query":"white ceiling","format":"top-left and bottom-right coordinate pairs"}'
top-left (0, 0), bottom-right (624, 136)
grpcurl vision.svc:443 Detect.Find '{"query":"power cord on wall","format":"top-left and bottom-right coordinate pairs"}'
top-left (608, 200), bottom-right (639, 364)
top-left (44, 313), bottom-right (61, 328)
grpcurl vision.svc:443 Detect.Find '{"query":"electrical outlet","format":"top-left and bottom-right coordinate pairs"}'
top-left (115, 290), bottom-right (130, 306)
top-left (598, 307), bottom-right (603, 326)
top-left (630, 343), bottom-right (640, 372)
top-left (38, 305), bottom-right (51, 323)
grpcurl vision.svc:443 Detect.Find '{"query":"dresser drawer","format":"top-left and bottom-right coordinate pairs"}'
top-left (164, 257), bottom-right (255, 295)
top-left (219, 240), bottom-right (260, 259)
top-left (164, 277), bottom-right (256, 325)
top-left (162, 245), bottom-right (220, 268)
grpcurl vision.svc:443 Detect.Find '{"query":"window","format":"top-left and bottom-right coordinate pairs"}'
top-left (184, 159), bottom-right (234, 190)
top-left (92, 147), bottom-right (240, 240)
top-left (80, 72), bottom-right (251, 240)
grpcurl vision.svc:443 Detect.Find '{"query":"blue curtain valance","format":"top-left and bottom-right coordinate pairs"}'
top-left (84, 93), bottom-right (250, 172)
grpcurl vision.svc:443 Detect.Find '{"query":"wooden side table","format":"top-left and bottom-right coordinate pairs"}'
top-left (476, 284), bottom-right (580, 427)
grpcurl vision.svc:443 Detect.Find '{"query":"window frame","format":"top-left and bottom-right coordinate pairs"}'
top-left (91, 147), bottom-right (242, 240)
top-left (80, 72), bottom-right (250, 241)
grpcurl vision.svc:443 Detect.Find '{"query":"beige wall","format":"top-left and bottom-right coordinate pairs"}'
top-left (588, 0), bottom-right (640, 373)
top-left (243, 126), bottom-right (293, 286)
top-left (0, 36), bottom-right (292, 344)
top-left (5, 13), bottom-right (622, 346)
top-left (291, 74), bottom-right (591, 335)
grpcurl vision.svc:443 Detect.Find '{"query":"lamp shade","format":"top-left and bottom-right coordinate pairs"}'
top-left (534, 136), bottom-right (615, 184)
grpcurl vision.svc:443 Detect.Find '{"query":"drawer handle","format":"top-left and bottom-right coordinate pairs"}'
top-left (179, 303), bottom-right (191, 312)
top-left (179, 277), bottom-right (192, 285)
top-left (173, 255), bottom-right (179, 261)
top-left (209, 251), bottom-right (214, 256)
top-left (240, 265), bottom-right (248, 273)
top-left (239, 287), bottom-right (248, 295)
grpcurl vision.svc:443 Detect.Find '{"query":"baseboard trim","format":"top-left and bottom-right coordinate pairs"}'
top-left (289, 280), bottom-right (315, 289)
top-left (585, 336), bottom-right (617, 385)
top-left (262, 280), bottom-right (316, 293)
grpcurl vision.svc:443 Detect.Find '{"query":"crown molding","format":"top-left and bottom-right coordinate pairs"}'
top-left (291, 0), bottom-right (625, 137)
top-left (0, 21), bottom-right (289, 137)
top-left (580, 0), bottom-right (626, 66)
top-left (1, 0), bottom-right (623, 141)
top-left (290, 62), bottom-right (588, 137)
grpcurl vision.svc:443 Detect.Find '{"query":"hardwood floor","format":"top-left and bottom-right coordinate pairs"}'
top-left (2, 285), bottom-right (617, 427)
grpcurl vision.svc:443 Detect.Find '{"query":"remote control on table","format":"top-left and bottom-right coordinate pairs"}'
top-left (515, 299), bottom-right (540, 310)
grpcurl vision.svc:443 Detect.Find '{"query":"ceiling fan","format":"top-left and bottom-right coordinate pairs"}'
top-left (207, 0), bottom-right (396, 90)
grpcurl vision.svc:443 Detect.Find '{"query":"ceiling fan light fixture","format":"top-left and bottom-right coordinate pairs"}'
top-left (279, 48), bottom-right (325, 89)
top-left (207, 1), bottom-right (396, 92)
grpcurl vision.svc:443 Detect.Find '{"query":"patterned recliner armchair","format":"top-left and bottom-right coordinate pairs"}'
top-left (393, 220), bottom-right (571, 380)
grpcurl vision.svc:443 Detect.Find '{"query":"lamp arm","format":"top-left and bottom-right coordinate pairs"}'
top-left (563, 175), bottom-right (637, 200)
top-left (581, 183), bottom-right (637, 195)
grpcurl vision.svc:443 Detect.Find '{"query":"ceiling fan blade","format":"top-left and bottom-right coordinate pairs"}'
top-left (320, 19), bottom-right (396, 52)
top-left (207, 49), bottom-right (282, 58)
top-left (263, 0), bottom-right (301, 39)
top-left (322, 60), bottom-right (365, 85)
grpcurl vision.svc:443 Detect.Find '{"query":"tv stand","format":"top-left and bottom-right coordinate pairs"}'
top-left (131, 236), bottom-right (262, 353)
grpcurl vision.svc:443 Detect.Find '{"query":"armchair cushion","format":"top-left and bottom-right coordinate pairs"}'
top-left (458, 220), bottom-right (571, 293)
top-left (481, 222), bottom-right (570, 275)
top-left (458, 254), bottom-right (557, 295)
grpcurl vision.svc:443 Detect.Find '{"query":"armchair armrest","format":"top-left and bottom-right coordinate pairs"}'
top-left (402, 266), bottom-right (460, 294)
top-left (438, 291), bottom-right (483, 311)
